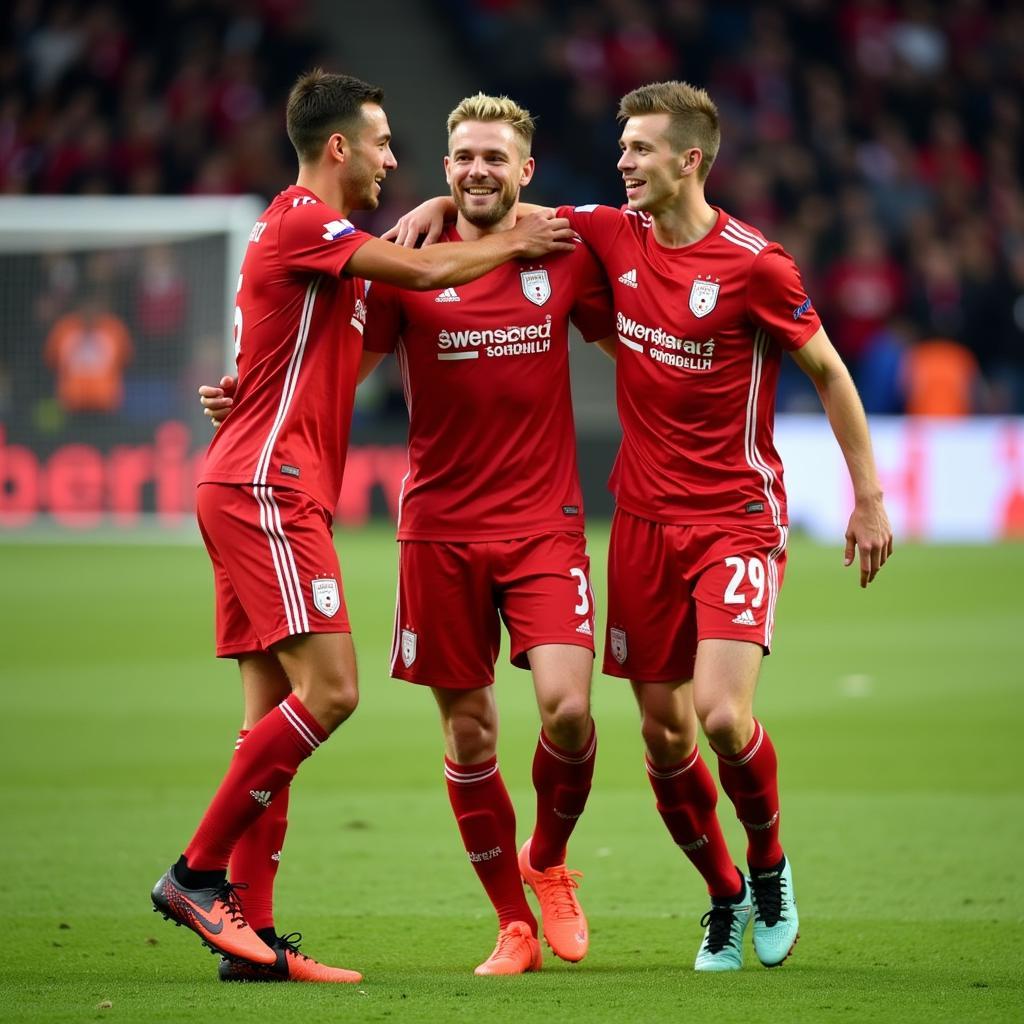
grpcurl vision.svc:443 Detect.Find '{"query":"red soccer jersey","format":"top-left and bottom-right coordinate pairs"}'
top-left (200, 185), bottom-right (374, 512)
top-left (362, 226), bottom-right (614, 542)
top-left (559, 204), bottom-right (821, 526)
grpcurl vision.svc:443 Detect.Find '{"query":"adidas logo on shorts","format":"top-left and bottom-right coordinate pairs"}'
top-left (731, 608), bottom-right (756, 626)
top-left (576, 620), bottom-right (593, 636)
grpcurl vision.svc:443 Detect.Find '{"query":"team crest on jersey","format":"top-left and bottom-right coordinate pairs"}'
top-left (401, 629), bottom-right (417, 668)
top-left (521, 270), bottom-right (551, 306)
top-left (688, 277), bottom-right (720, 318)
top-left (609, 627), bottom-right (628, 665)
top-left (311, 577), bottom-right (340, 617)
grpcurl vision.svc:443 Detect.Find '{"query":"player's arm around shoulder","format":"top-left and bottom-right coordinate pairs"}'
top-left (790, 329), bottom-right (894, 588)
top-left (346, 213), bottom-right (575, 291)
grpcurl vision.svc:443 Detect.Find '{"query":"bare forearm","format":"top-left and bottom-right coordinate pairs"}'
top-left (814, 366), bottom-right (882, 500)
top-left (347, 235), bottom-right (526, 291)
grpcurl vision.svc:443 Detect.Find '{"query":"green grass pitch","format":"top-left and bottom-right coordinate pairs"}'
top-left (2, 525), bottom-right (1022, 1023)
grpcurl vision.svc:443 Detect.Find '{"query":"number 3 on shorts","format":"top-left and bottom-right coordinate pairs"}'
top-left (570, 567), bottom-right (590, 615)
top-left (723, 556), bottom-right (766, 608)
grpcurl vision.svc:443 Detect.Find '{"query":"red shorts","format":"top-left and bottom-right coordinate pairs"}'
top-left (604, 508), bottom-right (788, 682)
top-left (390, 532), bottom-right (595, 689)
top-left (197, 483), bottom-right (351, 658)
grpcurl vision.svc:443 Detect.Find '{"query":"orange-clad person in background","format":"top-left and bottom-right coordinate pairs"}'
top-left (44, 294), bottom-right (133, 413)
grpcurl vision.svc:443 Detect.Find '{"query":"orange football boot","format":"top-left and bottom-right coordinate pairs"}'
top-left (474, 921), bottom-right (542, 976)
top-left (518, 838), bottom-right (588, 962)
top-left (151, 868), bottom-right (276, 964)
top-left (219, 932), bottom-right (362, 983)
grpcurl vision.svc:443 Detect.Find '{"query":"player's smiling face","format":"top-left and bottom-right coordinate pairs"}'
top-left (343, 103), bottom-right (397, 210)
top-left (445, 120), bottom-right (535, 229)
top-left (617, 113), bottom-right (695, 215)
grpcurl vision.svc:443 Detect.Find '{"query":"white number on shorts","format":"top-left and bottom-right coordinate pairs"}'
top-left (724, 556), bottom-right (766, 608)
top-left (233, 273), bottom-right (243, 362)
top-left (570, 567), bottom-right (590, 616)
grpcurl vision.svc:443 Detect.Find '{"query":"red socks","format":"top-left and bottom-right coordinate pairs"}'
top-left (228, 730), bottom-right (289, 933)
top-left (184, 694), bottom-right (326, 872)
top-left (714, 719), bottom-right (784, 871)
top-left (529, 723), bottom-right (596, 870)
top-left (444, 756), bottom-right (536, 932)
top-left (646, 746), bottom-right (740, 899)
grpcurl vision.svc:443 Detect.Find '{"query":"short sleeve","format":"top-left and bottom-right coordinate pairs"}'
top-left (747, 246), bottom-right (822, 351)
top-left (556, 204), bottom-right (623, 264)
top-left (568, 244), bottom-right (615, 342)
top-left (277, 202), bottom-right (374, 278)
top-left (362, 280), bottom-right (403, 354)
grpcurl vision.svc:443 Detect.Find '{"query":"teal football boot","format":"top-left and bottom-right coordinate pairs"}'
top-left (749, 856), bottom-right (799, 967)
top-left (694, 877), bottom-right (752, 972)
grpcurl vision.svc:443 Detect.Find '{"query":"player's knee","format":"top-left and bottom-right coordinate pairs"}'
top-left (640, 714), bottom-right (697, 764)
top-left (699, 704), bottom-right (750, 755)
top-left (296, 673), bottom-right (359, 731)
top-left (541, 696), bottom-right (591, 750)
top-left (446, 711), bottom-right (497, 763)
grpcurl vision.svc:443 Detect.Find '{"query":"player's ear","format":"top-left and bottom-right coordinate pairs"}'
top-left (325, 132), bottom-right (348, 166)
top-left (443, 154), bottom-right (453, 186)
top-left (680, 147), bottom-right (702, 178)
top-left (519, 156), bottom-right (536, 187)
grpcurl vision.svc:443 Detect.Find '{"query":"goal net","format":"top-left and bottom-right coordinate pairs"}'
top-left (0, 195), bottom-right (264, 533)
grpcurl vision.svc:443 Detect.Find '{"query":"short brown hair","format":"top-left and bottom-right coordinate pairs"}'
top-left (286, 68), bottom-right (385, 163)
top-left (446, 93), bottom-right (535, 159)
top-left (617, 81), bottom-right (720, 181)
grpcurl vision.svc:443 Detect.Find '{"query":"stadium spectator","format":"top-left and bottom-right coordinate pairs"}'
top-left (44, 292), bottom-right (132, 413)
top-left (903, 337), bottom-right (983, 417)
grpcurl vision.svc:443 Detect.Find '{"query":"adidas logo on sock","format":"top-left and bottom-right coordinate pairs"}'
top-left (576, 620), bottom-right (593, 635)
top-left (250, 789), bottom-right (272, 808)
top-left (618, 268), bottom-right (638, 288)
top-left (435, 287), bottom-right (460, 302)
top-left (732, 608), bottom-right (757, 626)
top-left (271, 850), bottom-right (282, 862)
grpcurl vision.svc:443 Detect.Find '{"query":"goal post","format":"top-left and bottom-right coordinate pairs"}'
top-left (0, 195), bottom-right (265, 533)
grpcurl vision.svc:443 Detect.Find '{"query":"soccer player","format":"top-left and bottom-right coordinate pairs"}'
top-left (388, 80), bottom-right (893, 972)
top-left (202, 93), bottom-right (615, 977)
top-left (150, 69), bottom-right (574, 983)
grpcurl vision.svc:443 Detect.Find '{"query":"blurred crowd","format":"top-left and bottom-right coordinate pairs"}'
top-left (1, 0), bottom-right (324, 197)
top-left (443, 0), bottom-right (1024, 413)
top-left (3, 0), bottom-right (1023, 416)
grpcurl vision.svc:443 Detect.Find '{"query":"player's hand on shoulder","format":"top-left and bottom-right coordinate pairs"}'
top-left (844, 493), bottom-right (893, 588)
top-left (198, 375), bottom-right (236, 428)
top-left (511, 209), bottom-right (576, 257)
top-left (381, 197), bottom-right (452, 248)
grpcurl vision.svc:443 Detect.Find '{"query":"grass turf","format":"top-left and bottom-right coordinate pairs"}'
top-left (2, 525), bottom-right (1022, 1023)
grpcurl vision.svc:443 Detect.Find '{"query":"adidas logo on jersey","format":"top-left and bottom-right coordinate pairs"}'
top-left (732, 608), bottom-right (757, 626)
top-left (435, 287), bottom-right (460, 303)
top-left (576, 620), bottom-right (593, 636)
top-left (618, 268), bottom-right (638, 288)
top-left (250, 789), bottom-right (272, 808)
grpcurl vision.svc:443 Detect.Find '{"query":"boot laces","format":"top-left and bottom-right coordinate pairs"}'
top-left (213, 881), bottom-right (250, 929)
top-left (536, 868), bottom-right (583, 920)
top-left (277, 932), bottom-right (312, 962)
top-left (700, 905), bottom-right (739, 955)
top-left (750, 872), bottom-right (787, 927)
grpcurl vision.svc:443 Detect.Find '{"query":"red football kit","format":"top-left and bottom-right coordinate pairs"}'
top-left (362, 227), bottom-right (614, 686)
top-left (559, 204), bottom-right (822, 680)
top-left (198, 185), bottom-right (374, 655)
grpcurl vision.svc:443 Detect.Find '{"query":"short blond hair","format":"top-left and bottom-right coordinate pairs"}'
top-left (617, 81), bottom-right (720, 181)
top-left (446, 93), bottom-right (535, 158)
